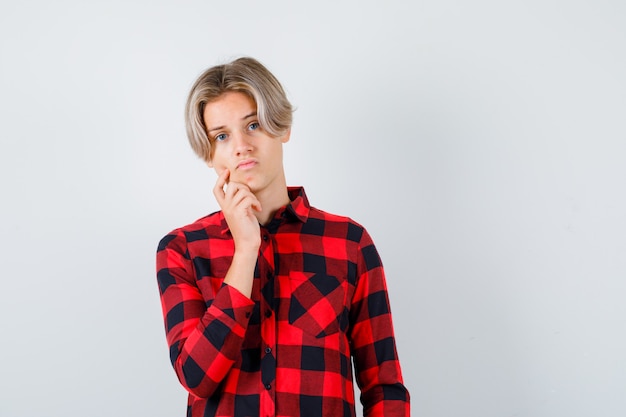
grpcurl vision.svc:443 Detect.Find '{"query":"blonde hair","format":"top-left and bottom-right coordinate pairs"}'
top-left (185, 57), bottom-right (294, 163)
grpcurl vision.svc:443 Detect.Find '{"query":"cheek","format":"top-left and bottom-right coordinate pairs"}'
top-left (212, 163), bottom-right (227, 178)
top-left (210, 148), bottom-right (228, 169)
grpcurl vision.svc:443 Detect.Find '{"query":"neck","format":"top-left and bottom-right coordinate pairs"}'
top-left (253, 179), bottom-right (290, 226)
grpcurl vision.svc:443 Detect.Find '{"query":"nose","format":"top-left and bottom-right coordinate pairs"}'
top-left (232, 130), bottom-right (253, 156)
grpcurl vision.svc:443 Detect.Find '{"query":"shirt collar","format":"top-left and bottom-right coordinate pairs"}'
top-left (285, 186), bottom-right (310, 223)
top-left (219, 186), bottom-right (310, 234)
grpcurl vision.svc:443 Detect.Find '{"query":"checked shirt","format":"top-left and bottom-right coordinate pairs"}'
top-left (156, 187), bottom-right (410, 417)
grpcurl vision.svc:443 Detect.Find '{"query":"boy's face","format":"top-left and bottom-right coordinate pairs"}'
top-left (203, 91), bottom-right (290, 195)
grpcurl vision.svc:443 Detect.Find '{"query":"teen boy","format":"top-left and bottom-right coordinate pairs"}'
top-left (156, 57), bottom-right (410, 417)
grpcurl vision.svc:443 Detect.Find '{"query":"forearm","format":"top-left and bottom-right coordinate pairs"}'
top-left (167, 283), bottom-right (254, 398)
top-left (160, 241), bottom-right (258, 398)
top-left (222, 248), bottom-right (258, 298)
top-left (353, 320), bottom-right (410, 417)
top-left (357, 358), bottom-right (410, 417)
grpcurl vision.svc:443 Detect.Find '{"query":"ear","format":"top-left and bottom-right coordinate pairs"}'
top-left (206, 158), bottom-right (213, 168)
top-left (280, 128), bottom-right (291, 144)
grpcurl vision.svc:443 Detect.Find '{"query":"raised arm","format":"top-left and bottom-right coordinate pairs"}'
top-left (155, 169), bottom-right (262, 398)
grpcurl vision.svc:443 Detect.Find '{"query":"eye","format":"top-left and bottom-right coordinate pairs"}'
top-left (214, 133), bottom-right (227, 142)
top-left (247, 122), bottom-right (260, 131)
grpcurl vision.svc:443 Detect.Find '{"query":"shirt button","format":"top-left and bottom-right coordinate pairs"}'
top-left (265, 384), bottom-right (271, 390)
top-left (265, 347), bottom-right (272, 354)
top-left (262, 235), bottom-right (269, 241)
top-left (265, 310), bottom-right (272, 318)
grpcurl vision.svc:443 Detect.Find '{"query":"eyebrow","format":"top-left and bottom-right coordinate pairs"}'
top-left (207, 112), bottom-right (257, 133)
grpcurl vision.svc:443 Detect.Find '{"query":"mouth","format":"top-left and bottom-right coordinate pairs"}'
top-left (236, 159), bottom-right (257, 170)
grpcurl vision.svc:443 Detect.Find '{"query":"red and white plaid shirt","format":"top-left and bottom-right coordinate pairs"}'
top-left (156, 187), bottom-right (410, 417)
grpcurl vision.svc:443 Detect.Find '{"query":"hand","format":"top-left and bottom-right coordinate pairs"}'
top-left (213, 169), bottom-right (262, 254)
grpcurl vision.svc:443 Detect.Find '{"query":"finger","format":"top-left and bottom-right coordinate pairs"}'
top-left (229, 186), bottom-right (254, 207)
top-left (250, 198), bottom-right (262, 212)
top-left (225, 181), bottom-right (242, 201)
top-left (213, 169), bottom-right (230, 202)
top-left (224, 180), bottom-right (251, 200)
top-left (229, 188), bottom-right (262, 213)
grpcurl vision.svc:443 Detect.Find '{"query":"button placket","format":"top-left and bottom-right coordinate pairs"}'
top-left (258, 227), bottom-right (276, 413)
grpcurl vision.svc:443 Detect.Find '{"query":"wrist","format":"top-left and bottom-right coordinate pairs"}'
top-left (232, 247), bottom-right (259, 263)
top-left (233, 234), bottom-right (261, 253)
top-left (224, 249), bottom-right (258, 298)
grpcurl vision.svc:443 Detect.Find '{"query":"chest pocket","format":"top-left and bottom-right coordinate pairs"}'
top-left (288, 272), bottom-right (349, 338)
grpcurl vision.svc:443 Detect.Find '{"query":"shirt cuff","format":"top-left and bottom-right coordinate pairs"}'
top-left (210, 283), bottom-right (255, 328)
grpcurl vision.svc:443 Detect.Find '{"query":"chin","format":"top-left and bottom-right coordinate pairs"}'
top-left (239, 175), bottom-right (257, 187)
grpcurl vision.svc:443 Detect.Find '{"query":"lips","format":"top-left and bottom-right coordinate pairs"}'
top-left (236, 159), bottom-right (257, 170)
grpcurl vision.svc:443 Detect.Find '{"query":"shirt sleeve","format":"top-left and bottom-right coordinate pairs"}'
top-left (349, 228), bottom-right (411, 417)
top-left (156, 230), bottom-right (255, 398)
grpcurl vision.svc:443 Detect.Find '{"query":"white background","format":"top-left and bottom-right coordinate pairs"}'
top-left (1, 1), bottom-right (625, 416)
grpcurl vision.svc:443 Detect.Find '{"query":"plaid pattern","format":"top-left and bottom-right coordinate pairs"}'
top-left (157, 187), bottom-right (410, 417)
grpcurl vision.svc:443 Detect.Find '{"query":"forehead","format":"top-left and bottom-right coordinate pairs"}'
top-left (203, 92), bottom-right (256, 126)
